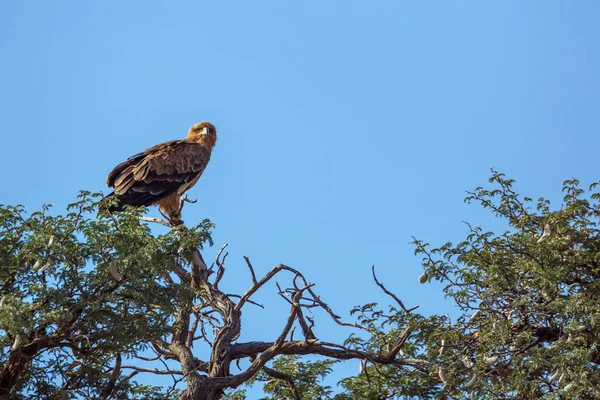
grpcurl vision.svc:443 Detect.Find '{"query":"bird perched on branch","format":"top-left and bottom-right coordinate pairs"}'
top-left (102, 121), bottom-right (217, 223)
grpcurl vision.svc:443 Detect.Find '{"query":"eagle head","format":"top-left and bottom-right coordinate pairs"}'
top-left (188, 121), bottom-right (217, 147)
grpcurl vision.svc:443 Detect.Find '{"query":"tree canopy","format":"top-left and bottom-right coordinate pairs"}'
top-left (1, 171), bottom-right (599, 399)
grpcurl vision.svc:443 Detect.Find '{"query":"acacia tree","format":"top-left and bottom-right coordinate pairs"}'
top-left (1, 171), bottom-right (599, 399)
top-left (410, 172), bottom-right (600, 399)
top-left (0, 193), bottom-right (429, 400)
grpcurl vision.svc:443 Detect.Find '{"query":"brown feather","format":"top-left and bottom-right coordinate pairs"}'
top-left (103, 123), bottom-right (216, 215)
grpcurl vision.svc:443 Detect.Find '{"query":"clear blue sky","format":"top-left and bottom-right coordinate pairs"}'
top-left (2, 1), bottom-right (599, 396)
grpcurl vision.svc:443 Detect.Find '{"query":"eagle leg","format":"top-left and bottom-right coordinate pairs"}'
top-left (158, 208), bottom-right (184, 226)
top-left (158, 208), bottom-right (171, 221)
top-left (157, 193), bottom-right (186, 226)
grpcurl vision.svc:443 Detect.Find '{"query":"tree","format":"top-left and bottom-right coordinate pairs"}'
top-left (1, 171), bottom-right (599, 399)
top-left (409, 171), bottom-right (600, 399)
top-left (0, 193), bottom-right (425, 400)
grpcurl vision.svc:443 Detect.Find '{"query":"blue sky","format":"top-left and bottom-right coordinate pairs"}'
top-left (2, 1), bottom-right (599, 396)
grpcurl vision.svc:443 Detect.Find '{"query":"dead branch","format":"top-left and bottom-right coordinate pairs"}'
top-left (243, 256), bottom-right (257, 285)
top-left (234, 264), bottom-right (301, 312)
top-left (225, 294), bottom-right (264, 309)
top-left (213, 244), bottom-right (228, 288)
top-left (120, 366), bottom-right (184, 376)
top-left (275, 282), bottom-right (315, 348)
top-left (372, 265), bottom-right (418, 312)
top-left (295, 306), bottom-right (317, 341)
top-left (228, 340), bottom-right (429, 368)
top-left (303, 286), bottom-right (373, 333)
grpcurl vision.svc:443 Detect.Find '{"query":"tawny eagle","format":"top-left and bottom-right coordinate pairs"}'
top-left (103, 121), bottom-right (217, 220)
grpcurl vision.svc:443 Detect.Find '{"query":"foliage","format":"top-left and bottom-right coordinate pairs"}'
top-left (0, 192), bottom-right (212, 398)
top-left (256, 356), bottom-right (337, 399)
top-left (409, 172), bottom-right (600, 399)
top-left (1, 171), bottom-right (600, 399)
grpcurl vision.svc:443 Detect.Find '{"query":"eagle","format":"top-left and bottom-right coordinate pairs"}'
top-left (102, 121), bottom-right (217, 222)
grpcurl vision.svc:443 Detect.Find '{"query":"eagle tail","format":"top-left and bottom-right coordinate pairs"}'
top-left (99, 191), bottom-right (170, 213)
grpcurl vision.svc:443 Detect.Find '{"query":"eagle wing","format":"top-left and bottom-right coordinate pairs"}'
top-left (106, 140), bottom-right (211, 209)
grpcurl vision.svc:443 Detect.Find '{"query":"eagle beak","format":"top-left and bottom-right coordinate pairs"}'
top-left (201, 127), bottom-right (209, 136)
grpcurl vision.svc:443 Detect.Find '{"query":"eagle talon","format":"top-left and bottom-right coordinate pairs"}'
top-left (169, 217), bottom-right (184, 226)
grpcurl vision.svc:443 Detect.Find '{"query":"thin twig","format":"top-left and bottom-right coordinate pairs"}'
top-left (235, 264), bottom-right (302, 312)
top-left (215, 244), bottom-right (228, 266)
top-left (304, 286), bottom-right (373, 333)
top-left (243, 256), bottom-right (257, 285)
top-left (226, 294), bottom-right (264, 309)
top-left (295, 306), bottom-right (317, 341)
top-left (372, 265), bottom-right (415, 312)
top-left (120, 366), bottom-right (184, 376)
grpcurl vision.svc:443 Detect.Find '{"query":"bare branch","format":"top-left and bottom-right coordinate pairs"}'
top-left (138, 216), bottom-right (171, 227)
top-left (273, 282), bottom-right (315, 347)
top-left (214, 263), bottom-right (226, 289)
top-left (225, 294), bottom-right (264, 309)
top-left (235, 264), bottom-right (302, 312)
top-left (162, 249), bottom-right (422, 397)
top-left (372, 265), bottom-right (418, 312)
top-left (276, 282), bottom-right (293, 305)
top-left (295, 307), bottom-right (317, 341)
top-left (243, 256), bottom-right (258, 285)
top-left (120, 366), bottom-right (184, 376)
top-left (218, 339), bottom-right (429, 390)
top-left (213, 244), bottom-right (228, 288)
top-left (229, 340), bottom-right (429, 367)
top-left (215, 244), bottom-right (228, 268)
top-left (304, 286), bottom-right (372, 333)
top-left (275, 308), bottom-right (298, 349)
